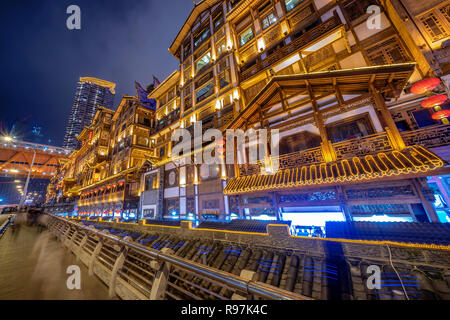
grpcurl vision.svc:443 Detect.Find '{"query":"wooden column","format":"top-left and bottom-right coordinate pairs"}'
top-left (412, 178), bottom-right (439, 222)
top-left (369, 83), bottom-right (406, 150)
top-left (233, 135), bottom-right (240, 178)
top-left (272, 192), bottom-right (280, 221)
top-left (336, 186), bottom-right (352, 222)
top-left (306, 81), bottom-right (336, 163)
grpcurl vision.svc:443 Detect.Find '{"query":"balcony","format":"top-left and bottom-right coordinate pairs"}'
top-left (226, 143), bottom-right (444, 195)
top-left (401, 124), bottom-right (450, 149)
top-left (230, 127), bottom-right (448, 194)
top-left (333, 132), bottom-right (393, 160)
top-left (240, 15), bottom-right (342, 82)
top-left (238, 132), bottom-right (395, 176)
top-left (151, 110), bottom-right (180, 135)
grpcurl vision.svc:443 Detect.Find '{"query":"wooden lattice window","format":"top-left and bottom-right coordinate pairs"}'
top-left (366, 37), bottom-right (409, 65)
top-left (420, 5), bottom-right (450, 43)
top-left (440, 4), bottom-right (450, 23)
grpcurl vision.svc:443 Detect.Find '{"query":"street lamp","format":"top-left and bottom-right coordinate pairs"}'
top-left (2, 136), bottom-right (13, 142)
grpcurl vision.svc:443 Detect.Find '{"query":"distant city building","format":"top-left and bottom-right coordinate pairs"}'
top-left (63, 77), bottom-right (116, 150)
top-left (0, 177), bottom-right (49, 206)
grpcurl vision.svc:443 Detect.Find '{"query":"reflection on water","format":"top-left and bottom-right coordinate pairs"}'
top-left (0, 214), bottom-right (115, 300)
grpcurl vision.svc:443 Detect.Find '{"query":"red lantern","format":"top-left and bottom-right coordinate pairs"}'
top-left (421, 94), bottom-right (447, 109)
top-left (432, 110), bottom-right (450, 120)
top-left (411, 78), bottom-right (440, 95)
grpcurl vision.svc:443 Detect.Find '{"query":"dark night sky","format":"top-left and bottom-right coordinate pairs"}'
top-left (0, 0), bottom-right (194, 146)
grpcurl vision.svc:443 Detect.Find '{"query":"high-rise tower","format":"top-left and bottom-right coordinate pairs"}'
top-left (63, 77), bottom-right (116, 149)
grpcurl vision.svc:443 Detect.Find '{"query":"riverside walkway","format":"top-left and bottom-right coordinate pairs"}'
top-left (0, 213), bottom-right (113, 300)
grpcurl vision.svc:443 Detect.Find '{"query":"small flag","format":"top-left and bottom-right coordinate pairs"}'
top-left (135, 81), bottom-right (156, 110)
top-left (153, 75), bottom-right (160, 88)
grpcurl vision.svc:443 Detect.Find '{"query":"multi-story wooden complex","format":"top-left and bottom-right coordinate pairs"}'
top-left (137, 0), bottom-right (450, 227)
top-left (47, 95), bottom-right (156, 219)
top-left (48, 0), bottom-right (450, 229)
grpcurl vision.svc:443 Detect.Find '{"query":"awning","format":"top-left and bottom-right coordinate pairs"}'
top-left (223, 145), bottom-right (444, 195)
top-left (226, 63), bottom-right (416, 130)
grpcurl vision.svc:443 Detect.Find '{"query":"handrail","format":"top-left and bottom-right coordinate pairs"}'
top-left (0, 215), bottom-right (12, 238)
top-left (49, 214), bottom-right (312, 300)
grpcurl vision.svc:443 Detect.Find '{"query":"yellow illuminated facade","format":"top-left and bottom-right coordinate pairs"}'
top-left (49, 0), bottom-right (450, 225)
top-left (140, 0), bottom-right (449, 223)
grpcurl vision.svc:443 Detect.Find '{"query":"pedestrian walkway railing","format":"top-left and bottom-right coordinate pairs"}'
top-left (0, 215), bottom-right (12, 239)
top-left (45, 214), bottom-right (312, 300)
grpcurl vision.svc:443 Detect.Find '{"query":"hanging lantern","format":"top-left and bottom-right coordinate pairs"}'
top-left (431, 110), bottom-right (450, 124)
top-left (410, 78), bottom-right (441, 95)
top-left (421, 94), bottom-right (448, 109)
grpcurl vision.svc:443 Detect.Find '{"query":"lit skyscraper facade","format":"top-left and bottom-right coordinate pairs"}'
top-left (63, 77), bottom-right (116, 149)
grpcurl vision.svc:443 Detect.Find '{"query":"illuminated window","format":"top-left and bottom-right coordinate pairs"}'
top-left (184, 66), bottom-right (192, 81)
top-left (195, 51), bottom-right (211, 73)
top-left (145, 173), bottom-right (158, 190)
top-left (194, 26), bottom-right (210, 49)
top-left (419, 5), bottom-right (450, 43)
top-left (326, 115), bottom-right (374, 143)
top-left (213, 11), bottom-right (224, 31)
top-left (136, 136), bottom-right (149, 147)
top-left (239, 27), bottom-right (254, 47)
top-left (216, 39), bottom-right (226, 57)
top-left (196, 81), bottom-right (214, 103)
top-left (183, 41), bottom-right (191, 59)
top-left (184, 95), bottom-right (192, 111)
top-left (219, 69), bottom-right (231, 89)
top-left (284, 0), bottom-right (304, 13)
top-left (261, 12), bottom-right (277, 30)
top-left (158, 147), bottom-right (165, 158)
top-left (164, 198), bottom-right (179, 218)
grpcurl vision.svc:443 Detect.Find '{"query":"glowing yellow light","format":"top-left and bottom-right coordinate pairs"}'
top-left (215, 99), bottom-right (223, 110)
top-left (223, 145), bottom-right (444, 195)
top-left (233, 89), bottom-right (239, 101)
top-left (281, 21), bottom-right (289, 36)
top-left (257, 38), bottom-right (265, 52)
top-left (226, 37), bottom-right (233, 50)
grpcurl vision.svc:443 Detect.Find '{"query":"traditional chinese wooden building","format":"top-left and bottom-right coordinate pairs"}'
top-left (47, 0), bottom-right (450, 227)
top-left (140, 0), bottom-right (449, 226)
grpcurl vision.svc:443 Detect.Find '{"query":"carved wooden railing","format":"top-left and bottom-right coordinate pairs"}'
top-left (238, 146), bottom-right (323, 176)
top-left (401, 124), bottom-right (450, 149)
top-left (333, 132), bottom-right (393, 160)
top-left (236, 124), bottom-right (450, 177)
top-left (240, 15), bottom-right (341, 82)
top-left (237, 132), bottom-right (397, 176)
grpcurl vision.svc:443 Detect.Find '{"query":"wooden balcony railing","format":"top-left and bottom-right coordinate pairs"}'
top-left (237, 132), bottom-right (394, 176)
top-left (234, 125), bottom-right (450, 177)
top-left (240, 15), bottom-right (341, 82)
top-left (333, 132), bottom-right (393, 160)
top-left (401, 124), bottom-right (450, 149)
top-left (239, 146), bottom-right (323, 176)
